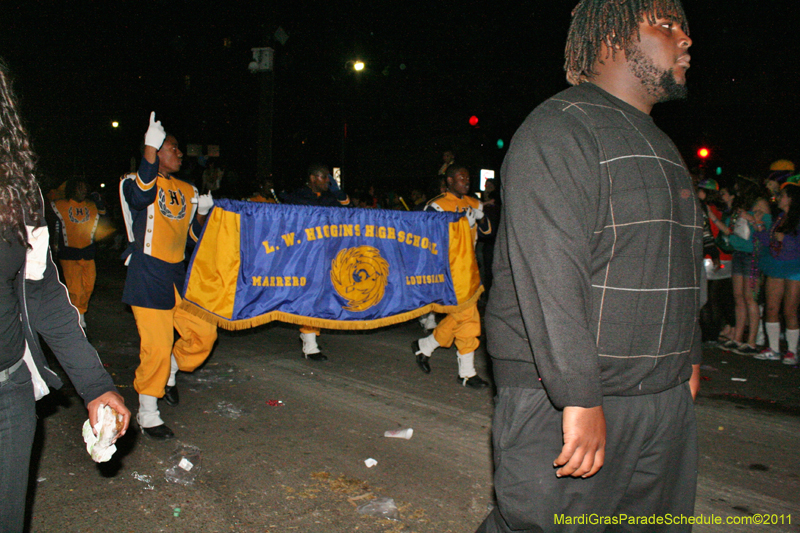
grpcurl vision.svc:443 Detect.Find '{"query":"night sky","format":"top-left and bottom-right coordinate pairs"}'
top-left (2, 1), bottom-right (799, 195)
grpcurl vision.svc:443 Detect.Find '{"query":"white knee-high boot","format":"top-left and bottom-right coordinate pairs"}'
top-left (417, 334), bottom-right (440, 357)
top-left (137, 394), bottom-right (163, 428)
top-left (457, 351), bottom-right (477, 379)
top-left (419, 312), bottom-right (437, 331)
top-left (300, 332), bottom-right (320, 355)
top-left (167, 354), bottom-right (179, 387)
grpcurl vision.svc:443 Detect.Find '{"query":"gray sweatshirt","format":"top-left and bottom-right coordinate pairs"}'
top-left (486, 83), bottom-right (702, 409)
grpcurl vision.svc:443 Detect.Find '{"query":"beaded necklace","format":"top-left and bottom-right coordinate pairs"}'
top-left (769, 212), bottom-right (786, 258)
top-left (749, 219), bottom-right (761, 297)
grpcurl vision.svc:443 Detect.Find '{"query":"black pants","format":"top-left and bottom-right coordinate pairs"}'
top-left (699, 278), bottom-right (734, 341)
top-left (0, 363), bottom-right (36, 533)
top-left (477, 384), bottom-right (698, 533)
top-left (482, 241), bottom-right (496, 294)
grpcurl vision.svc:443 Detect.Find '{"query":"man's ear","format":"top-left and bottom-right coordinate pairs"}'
top-left (598, 34), bottom-right (624, 66)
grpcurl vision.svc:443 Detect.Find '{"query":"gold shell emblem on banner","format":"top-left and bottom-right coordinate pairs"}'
top-left (330, 246), bottom-right (390, 312)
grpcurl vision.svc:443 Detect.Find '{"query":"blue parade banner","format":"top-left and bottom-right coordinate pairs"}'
top-left (181, 200), bottom-right (482, 330)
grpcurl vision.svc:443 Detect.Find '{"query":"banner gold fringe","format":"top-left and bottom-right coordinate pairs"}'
top-left (180, 286), bottom-right (484, 331)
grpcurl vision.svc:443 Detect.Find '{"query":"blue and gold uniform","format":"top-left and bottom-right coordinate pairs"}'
top-left (120, 157), bottom-right (217, 399)
top-left (424, 192), bottom-right (490, 358)
top-left (414, 188), bottom-right (492, 387)
top-left (52, 197), bottom-right (103, 315)
top-left (120, 158), bottom-right (202, 308)
top-left (426, 191), bottom-right (489, 245)
top-left (52, 197), bottom-right (103, 253)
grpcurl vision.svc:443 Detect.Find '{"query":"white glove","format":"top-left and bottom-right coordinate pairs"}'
top-left (144, 111), bottom-right (166, 150)
top-left (191, 192), bottom-right (214, 215)
top-left (465, 205), bottom-right (484, 226)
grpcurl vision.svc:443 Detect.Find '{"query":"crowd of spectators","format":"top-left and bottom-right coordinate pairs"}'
top-left (699, 159), bottom-right (800, 366)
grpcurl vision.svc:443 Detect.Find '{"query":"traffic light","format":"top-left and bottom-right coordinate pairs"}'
top-left (496, 139), bottom-right (504, 149)
top-left (469, 115), bottom-right (479, 127)
top-left (697, 147), bottom-right (710, 159)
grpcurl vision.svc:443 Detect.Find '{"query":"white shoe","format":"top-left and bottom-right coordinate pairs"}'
top-left (754, 348), bottom-right (781, 361)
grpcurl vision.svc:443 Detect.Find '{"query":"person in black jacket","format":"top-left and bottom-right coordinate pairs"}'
top-left (0, 59), bottom-right (130, 533)
top-left (280, 164), bottom-right (351, 360)
top-left (280, 163), bottom-right (351, 208)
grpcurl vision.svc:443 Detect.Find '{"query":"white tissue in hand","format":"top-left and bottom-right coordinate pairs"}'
top-left (82, 405), bottom-right (122, 463)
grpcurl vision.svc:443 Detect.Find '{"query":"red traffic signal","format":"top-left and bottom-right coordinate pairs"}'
top-left (697, 147), bottom-right (710, 159)
top-left (469, 115), bottom-right (479, 127)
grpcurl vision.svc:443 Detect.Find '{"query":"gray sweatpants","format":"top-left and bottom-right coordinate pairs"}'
top-left (477, 383), bottom-right (697, 533)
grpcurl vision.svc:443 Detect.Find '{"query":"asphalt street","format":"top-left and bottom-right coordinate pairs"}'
top-left (24, 258), bottom-right (800, 533)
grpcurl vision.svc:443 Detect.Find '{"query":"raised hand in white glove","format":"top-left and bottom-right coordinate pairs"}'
top-left (144, 111), bottom-right (166, 150)
top-left (191, 192), bottom-right (214, 215)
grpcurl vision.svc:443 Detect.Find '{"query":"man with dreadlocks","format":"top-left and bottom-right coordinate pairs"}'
top-left (478, 1), bottom-right (700, 531)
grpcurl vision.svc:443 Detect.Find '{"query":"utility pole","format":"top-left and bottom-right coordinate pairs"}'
top-left (250, 47), bottom-right (275, 183)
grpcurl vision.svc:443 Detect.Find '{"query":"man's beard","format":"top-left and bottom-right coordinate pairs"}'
top-left (627, 46), bottom-right (688, 103)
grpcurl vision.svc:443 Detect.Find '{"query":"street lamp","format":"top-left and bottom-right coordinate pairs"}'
top-left (340, 60), bottom-right (366, 185)
top-left (345, 59), bottom-right (366, 73)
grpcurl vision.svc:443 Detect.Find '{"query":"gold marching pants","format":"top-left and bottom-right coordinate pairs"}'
top-left (131, 287), bottom-right (218, 397)
top-left (59, 259), bottom-right (95, 314)
top-left (433, 303), bottom-right (480, 354)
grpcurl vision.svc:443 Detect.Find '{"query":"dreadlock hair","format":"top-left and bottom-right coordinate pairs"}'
top-left (564, 0), bottom-right (689, 86)
top-left (0, 59), bottom-right (41, 247)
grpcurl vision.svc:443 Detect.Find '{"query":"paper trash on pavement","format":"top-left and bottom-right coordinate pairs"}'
top-left (383, 428), bottom-right (413, 439)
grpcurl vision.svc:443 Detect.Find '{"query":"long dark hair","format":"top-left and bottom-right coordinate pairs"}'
top-left (779, 185), bottom-right (800, 236)
top-left (0, 60), bottom-right (41, 247)
top-left (732, 178), bottom-right (761, 214)
top-left (717, 186), bottom-right (736, 216)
